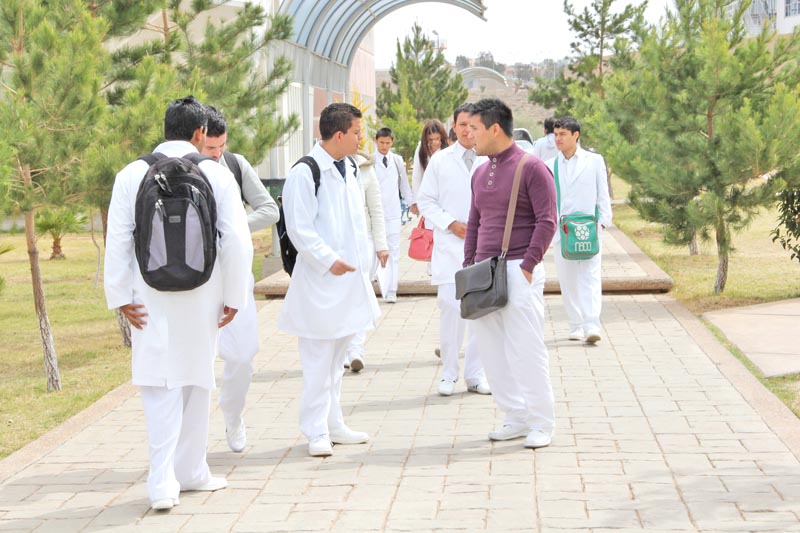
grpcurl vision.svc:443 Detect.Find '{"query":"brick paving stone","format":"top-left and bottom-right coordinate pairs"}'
top-left (4, 288), bottom-right (800, 531)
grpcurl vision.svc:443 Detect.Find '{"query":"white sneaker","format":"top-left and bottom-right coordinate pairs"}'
top-left (226, 418), bottom-right (247, 453)
top-left (350, 357), bottom-right (364, 373)
top-left (329, 426), bottom-right (369, 444)
top-left (308, 436), bottom-right (333, 456)
top-left (466, 380), bottom-right (491, 395)
top-left (181, 476), bottom-right (227, 492)
top-left (568, 328), bottom-right (585, 341)
top-left (150, 498), bottom-right (179, 511)
top-left (437, 379), bottom-right (456, 396)
top-left (524, 429), bottom-right (553, 449)
top-left (488, 424), bottom-right (530, 441)
top-left (384, 291), bottom-right (398, 303)
top-left (585, 327), bottom-right (601, 344)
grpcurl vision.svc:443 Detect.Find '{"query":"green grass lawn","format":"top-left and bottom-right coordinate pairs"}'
top-left (0, 228), bottom-right (272, 460)
top-left (610, 176), bottom-right (800, 416)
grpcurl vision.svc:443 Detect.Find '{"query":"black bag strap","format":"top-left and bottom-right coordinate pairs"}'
top-left (137, 152), bottom-right (212, 167)
top-left (137, 152), bottom-right (167, 166)
top-left (222, 151), bottom-right (243, 192)
top-left (292, 156), bottom-right (321, 196)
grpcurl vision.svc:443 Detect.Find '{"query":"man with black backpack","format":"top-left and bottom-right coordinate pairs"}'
top-left (104, 96), bottom-right (253, 511)
top-left (277, 103), bottom-right (380, 457)
top-left (202, 106), bottom-right (279, 454)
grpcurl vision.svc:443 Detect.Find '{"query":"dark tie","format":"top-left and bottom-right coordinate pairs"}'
top-left (333, 159), bottom-right (346, 179)
top-left (383, 155), bottom-right (388, 167)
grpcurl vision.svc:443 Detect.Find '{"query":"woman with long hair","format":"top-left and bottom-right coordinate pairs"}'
top-left (411, 119), bottom-right (450, 196)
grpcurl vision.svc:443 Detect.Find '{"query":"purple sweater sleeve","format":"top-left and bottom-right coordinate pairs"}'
top-left (521, 160), bottom-right (557, 272)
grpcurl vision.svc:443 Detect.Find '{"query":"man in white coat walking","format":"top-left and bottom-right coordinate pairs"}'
top-left (104, 96), bottom-right (253, 510)
top-left (373, 127), bottom-right (417, 303)
top-left (202, 106), bottom-right (280, 453)
top-left (417, 103), bottom-right (491, 397)
top-left (278, 103), bottom-right (380, 457)
top-left (546, 116), bottom-right (612, 344)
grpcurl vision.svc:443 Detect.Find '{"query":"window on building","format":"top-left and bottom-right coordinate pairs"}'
top-left (788, 0), bottom-right (800, 16)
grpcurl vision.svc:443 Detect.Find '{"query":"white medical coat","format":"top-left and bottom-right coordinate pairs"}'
top-left (417, 142), bottom-right (487, 286)
top-left (277, 143), bottom-right (380, 340)
top-left (546, 146), bottom-right (613, 243)
top-left (104, 141), bottom-right (253, 390)
top-left (374, 150), bottom-right (413, 226)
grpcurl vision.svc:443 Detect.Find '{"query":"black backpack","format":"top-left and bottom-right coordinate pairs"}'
top-left (133, 152), bottom-right (217, 291)
top-left (277, 155), bottom-right (356, 276)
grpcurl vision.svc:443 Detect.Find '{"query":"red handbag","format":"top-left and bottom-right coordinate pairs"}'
top-left (408, 217), bottom-right (434, 261)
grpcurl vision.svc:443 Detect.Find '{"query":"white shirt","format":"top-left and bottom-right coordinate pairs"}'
top-left (374, 150), bottom-right (414, 221)
top-left (277, 143), bottom-right (380, 339)
top-left (547, 146), bottom-right (613, 242)
top-left (104, 141), bottom-right (253, 389)
top-left (417, 142), bottom-right (487, 285)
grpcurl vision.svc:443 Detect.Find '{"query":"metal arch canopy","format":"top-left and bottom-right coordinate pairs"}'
top-left (458, 66), bottom-right (507, 86)
top-left (280, 0), bottom-right (486, 66)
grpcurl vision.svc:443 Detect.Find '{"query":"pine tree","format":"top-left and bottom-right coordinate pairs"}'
top-left (589, 0), bottom-right (800, 294)
top-left (377, 23), bottom-right (468, 124)
top-left (529, 0), bottom-right (647, 115)
top-left (0, 0), bottom-right (109, 391)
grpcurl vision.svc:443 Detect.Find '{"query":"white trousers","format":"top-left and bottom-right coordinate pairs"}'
top-left (298, 335), bottom-right (354, 440)
top-left (437, 282), bottom-right (485, 383)
top-left (473, 260), bottom-right (555, 432)
top-left (218, 273), bottom-right (259, 428)
top-left (140, 385), bottom-right (211, 503)
top-left (347, 329), bottom-right (367, 362)
top-left (554, 241), bottom-right (603, 331)
top-left (378, 224), bottom-right (401, 296)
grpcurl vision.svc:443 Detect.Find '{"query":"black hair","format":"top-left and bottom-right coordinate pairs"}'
top-left (164, 95), bottom-right (207, 141)
top-left (319, 103), bottom-right (362, 141)
top-left (469, 98), bottom-right (514, 137)
top-left (544, 117), bottom-right (555, 134)
top-left (375, 127), bottom-right (394, 140)
top-left (554, 116), bottom-right (581, 134)
top-left (205, 105), bottom-right (228, 137)
top-left (453, 103), bottom-right (474, 125)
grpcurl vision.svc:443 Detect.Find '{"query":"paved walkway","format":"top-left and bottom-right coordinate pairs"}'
top-left (705, 299), bottom-right (800, 378)
top-left (3, 245), bottom-right (800, 531)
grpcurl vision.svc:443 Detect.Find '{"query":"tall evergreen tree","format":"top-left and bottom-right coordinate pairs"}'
top-left (529, 0), bottom-right (647, 115)
top-left (377, 23), bottom-right (468, 124)
top-left (587, 0), bottom-right (800, 293)
top-left (0, 0), bottom-right (109, 390)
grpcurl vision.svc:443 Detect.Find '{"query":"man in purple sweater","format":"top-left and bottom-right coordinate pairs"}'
top-left (464, 98), bottom-right (558, 449)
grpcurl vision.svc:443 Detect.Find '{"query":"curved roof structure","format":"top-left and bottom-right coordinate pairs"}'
top-left (279, 1), bottom-right (486, 67)
top-left (458, 66), bottom-right (507, 86)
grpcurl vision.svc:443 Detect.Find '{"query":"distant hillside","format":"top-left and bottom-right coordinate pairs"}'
top-left (374, 69), bottom-right (553, 134)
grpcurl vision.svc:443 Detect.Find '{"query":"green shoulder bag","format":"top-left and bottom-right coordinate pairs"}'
top-left (554, 159), bottom-right (600, 260)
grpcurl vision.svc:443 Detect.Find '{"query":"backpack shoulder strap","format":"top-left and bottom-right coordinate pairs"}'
top-left (293, 155), bottom-right (321, 196)
top-left (182, 152), bottom-right (213, 166)
top-left (222, 151), bottom-right (243, 192)
top-left (137, 152), bottom-right (167, 166)
top-left (347, 155), bottom-right (358, 177)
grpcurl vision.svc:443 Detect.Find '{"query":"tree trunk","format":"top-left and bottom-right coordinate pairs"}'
top-left (116, 309), bottom-right (132, 348)
top-left (98, 208), bottom-right (131, 346)
top-left (90, 209), bottom-right (101, 289)
top-left (689, 233), bottom-right (699, 256)
top-left (713, 225), bottom-right (729, 294)
top-left (50, 236), bottom-right (65, 260)
top-left (22, 164), bottom-right (61, 391)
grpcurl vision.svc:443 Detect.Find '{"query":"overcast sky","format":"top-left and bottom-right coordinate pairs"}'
top-left (373, 0), bottom-right (672, 69)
